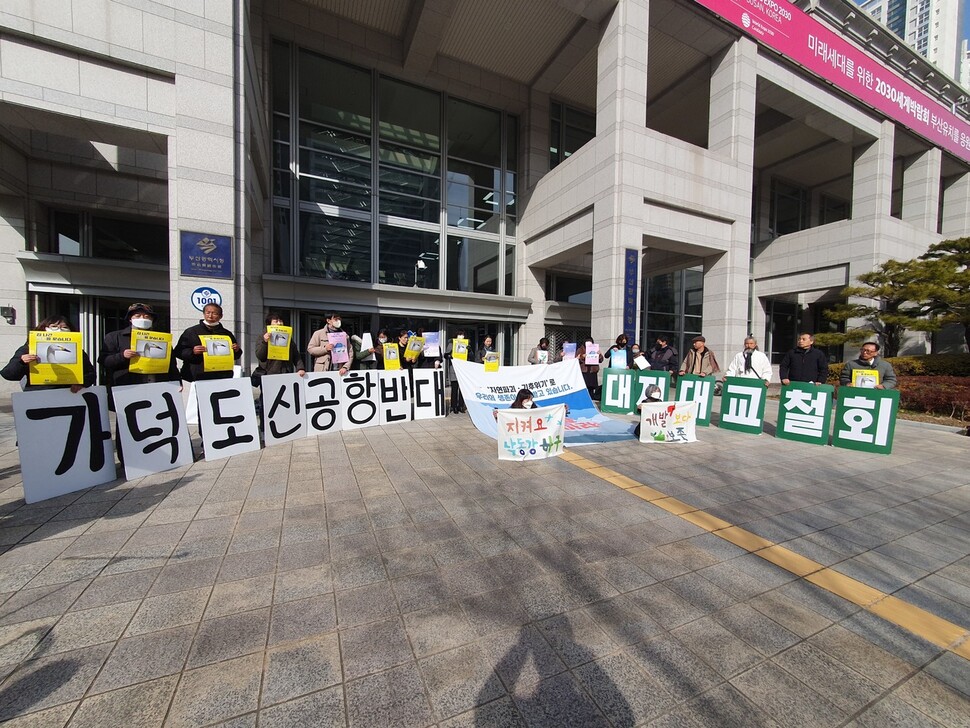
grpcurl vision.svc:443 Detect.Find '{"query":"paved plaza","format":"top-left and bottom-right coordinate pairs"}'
top-left (0, 400), bottom-right (968, 727)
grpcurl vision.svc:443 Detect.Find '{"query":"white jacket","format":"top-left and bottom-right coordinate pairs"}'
top-left (725, 348), bottom-right (772, 383)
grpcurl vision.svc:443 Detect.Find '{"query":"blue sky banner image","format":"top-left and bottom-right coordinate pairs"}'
top-left (451, 359), bottom-right (636, 445)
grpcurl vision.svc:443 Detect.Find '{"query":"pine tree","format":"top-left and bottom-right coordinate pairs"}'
top-left (917, 237), bottom-right (970, 352)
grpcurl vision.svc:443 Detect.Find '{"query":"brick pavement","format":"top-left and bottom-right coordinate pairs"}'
top-left (0, 402), bottom-right (968, 727)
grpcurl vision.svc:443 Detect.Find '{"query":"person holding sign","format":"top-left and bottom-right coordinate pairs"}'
top-left (175, 303), bottom-right (242, 381)
top-left (444, 329), bottom-right (469, 414)
top-left (724, 337), bottom-right (772, 386)
top-left (100, 303), bottom-right (180, 389)
top-left (307, 312), bottom-right (350, 375)
top-left (476, 336), bottom-right (496, 364)
top-left (839, 342), bottom-right (897, 390)
top-left (606, 334), bottom-right (633, 369)
top-left (2, 315), bottom-right (96, 392)
top-left (576, 339), bottom-right (603, 399)
top-left (254, 312), bottom-right (306, 379)
top-left (527, 337), bottom-right (552, 365)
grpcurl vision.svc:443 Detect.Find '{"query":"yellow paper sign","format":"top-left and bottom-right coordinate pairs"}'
top-left (129, 331), bottom-right (173, 375)
top-left (453, 338), bottom-right (469, 361)
top-left (404, 336), bottom-right (425, 361)
top-left (850, 368), bottom-right (880, 388)
top-left (484, 351), bottom-right (500, 373)
top-left (267, 325), bottom-right (292, 361)
top-left (29, 331), bottom-right (84, 386)
top-left (383, 342), bottom-right (401, 370)
top-left (200, 335), bottom-right (234, 372)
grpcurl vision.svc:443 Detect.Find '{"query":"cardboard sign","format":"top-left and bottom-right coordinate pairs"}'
top-left (195, 379), bottom-right (260, 460)
top-left (633, 354), bottom-right (650, 370)
top-left (850, 368), bottom-right (880, 388)
top-left (261, 373), bottom-right (306, 446)
top-left (360, 333), bottom-right (376, 361)
top-left (28, 331), bottom-right (84, 385)
top-left (562, 343), bottom-right (576, 360)
top-left (776, 382), bottom-right (835, 446)
top-left (832, 387), bottom-right (899, 455)
top-left (584, 344), bottom-right (600, 366)
top-left (12, 387), bottom-right (116, 503)
top-left (200, 335), bottom-right (234, 372)
top-left (610, 348), bottom-right (628, 369)
top-left (266, 326), bottom-right (292, 361)
top-left (483, 351), bottom-right (500, 372)
top-left (329, 332), bottom-right (349, 365)
top-left (383, 342), bottom-right (401, 370)
top-left (535, 349), bottom-right (549, 364)
top-left (305, 373), bottom-right (344, 435)
top-left (719, 377), bottom-right (767, 435)
top-left (404, 336), bottom-right (425, 362)
top-left (129, 331), bottom-right (173, 375)
top-left (452, 338), bottom-right (469, 361)
top-left (413, 369), bottom-right (446, 420)
top-left (674, 374), bottom-right (716, 426)
top-left (639, 401), bottom-right (698, 443)
top-left (498, 404), bottom-right (566, 460)
top-left (113, 381), bottom-right (194, 479)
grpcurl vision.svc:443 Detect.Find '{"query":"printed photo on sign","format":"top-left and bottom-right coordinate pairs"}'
top-left (639, 401), bottom-right (698, 443)
top-left (850, 369), bottom-right (880, 388)
top-left (330, 332), bottom-right (349, 365)
top-left (261, 373), bottom-right (307, 446)
top-left (130, 331), bottom-right (173, 375)
top-left (452, 338), bottom-right (469, 361)
top-left (584, 344), bottom-right (600, 366)
top-left (305, 373), bottom-right (344, 435)
top-left (413, 369), bottom-right (446, 420)
top-left (195, 379), bottom-right (260, 460)
top-left (562, 343), bottom-right (577, 360)
top-left (383, 343), bottom-right (401, 370)
top-left (423, 332), bottom-right (441, 358)
top-left (405, 336), bottom-right (425, 361)
top-left (113, 381), bottom-right (194, 479)
top-left (483, 351), bottom-right (500, 372)
top-left (378, 371), bottom-right (412, 426)
top-left (28, 331), bottom-right (84, 385)
top-left (498, 404), bottom-right (566, 460)
top-left (12, 387), bottom-right (116, 503)
top-left (267, 325), bottom-right (292, 361)
top-left (200, 335), bottom-right (234, 372)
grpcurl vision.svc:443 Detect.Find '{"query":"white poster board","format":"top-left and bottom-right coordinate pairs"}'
top-left (413, 369), bottom-right (446, 420)
top-left (639, 401), bottom-right (698, 443)
top-left (261, 373), bottom-right (307, 446)
top-left (497, 404), bottom-right (566, 460)
top-left (378, 371), bottom-right (412, 426)
top-left (195, 379), bottom-right (260, 460)
top-left (305, 373), bottom-right (344, 436)
top-left (342, 370), bottom-right (380, 430)
top-left (113, 382), bottom-right (194, 479)
top-left (12, 387), bottom-right (117, 503)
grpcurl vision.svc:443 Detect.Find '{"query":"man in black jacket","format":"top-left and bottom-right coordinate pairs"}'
top-left (175, 303), bottom-right (242, 381)
top-left (780, 333), bottom-right (829, 385)
top-left (99, 303), bottom-right (180, 389)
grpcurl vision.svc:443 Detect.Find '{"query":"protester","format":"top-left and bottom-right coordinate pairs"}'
top-left (100, 303), bottom-right (180, 388)
top-left (372, 329), bottom-right (389, 369)
top-left (493, 388), bottom-right (535, 419)
top-left (476, 335), bottom-right (496, 363)
top-left (679, 335), bottom-right (720, 377)
top-left (633, 384), bottom-right (664, 439)
top-left (444, 329), bottom-right (468, 414)
top-left (175, 303), bottom-right (242, 382)
top-left (647, 335), bottom-right (678, 372)
top-left (416, 328), bottom-right (441, 369)
top-left (527, 337), bottom-right (552, 365)
top-left (839, 342), bottom-right (897, 389)
top-left (307, 312), bottom-right (350, 375)
top-left (396, 329), bottom-right (416, 371)
top-left (724, 336), bottom-right (771, 385)
top-left (2, 315), bottom-right (96, 393)
top-left (780, 332), bottom-right (829, 385)
top-left (606, 333), bottom-right (633, 368)
top-left (576, 339), bottom-right (603, 399)
top-left (254, 312), bottom-right (306, 380)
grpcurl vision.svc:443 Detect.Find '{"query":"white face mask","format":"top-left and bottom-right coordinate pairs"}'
top-left (378, 337), bottom-right (387, 344)
top-left (522, 400), bottom-right (534, 409)
top-left (131, 318), bottom-right (152, 330)
top-left (330, 319), bottom-right (341, 330)
top-left (46, 326), bottom-right (69, 332)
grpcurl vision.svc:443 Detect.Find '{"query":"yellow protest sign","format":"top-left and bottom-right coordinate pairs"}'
top-left (404, 336), bottom-right (425, 362)
top-left (383, 342), bottom-right (401, 370)
top-left (267, 325), bottom-right (292, 361)
top-left (200, 335), bottom-right (234, 372)
top-left (453, 338), bottom-right (469, 361)
top-left (484, 351), bottom-right (500, 373)
top-left (850, 368), bottom-right (880, 388)
top-left (29, 331), bottom-right (84, 386)
top-left (129, 331), bottom-right (173, 375)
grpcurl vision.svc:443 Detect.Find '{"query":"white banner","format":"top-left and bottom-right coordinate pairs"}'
top-left (113, 382), bottom-right (194, 479)
top-left (639, 401), bottom-right (698, 443)
top-left (12, 387), bottom-right (116, 503)
top-left (261, 373), bottom-right (307, 446)
top-left (413, 369), bottom-right (446, 419)
top-left (497, 404), bottom-right (566, 460)
top-left (451, 359), bottom-right (635, 446)
top-left (196, 379), bottom-right (261, 460)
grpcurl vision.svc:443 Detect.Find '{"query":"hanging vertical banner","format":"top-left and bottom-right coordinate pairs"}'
top-left (497, 404), bottom-right (566, 460)
top-left (718, 377), bottom-right (767, 435)
top-left (413, 369), bottom-right (446, 420)
top-left (378, 371), bottom-right (412, 426)
top-left (776, 382), bottom-right (835, 446)
top-left (634, 371), bottom-right (671, 404)
top-left (195, 379), bottom-right (260, 460)
top-left (623, 248), bottom-right (639, 339)
top-left (266, 326), bottom-right (293, 361)
top-left (200, 335), bottom-right (234, 372)
top-left (113, 382), bottom-right (193, 479)
top-left (342, 370), bottom-right (380, 430)
top-left (261, 373), bottom-right (307, 446)
top-left (305, 373), bottom-right (344, 436)
top-left (674, 374), bottom-right (715, 426)
top-left (28, 331), bottom-right (84, 386)
top-left (832, 387), bottom-right (899, 455)
top-left (639, 401), bottom-right (698, 443)
top-left (601, 370), bottom-right (636, 414)
top-left (12, 387), bottom-right (116, 503)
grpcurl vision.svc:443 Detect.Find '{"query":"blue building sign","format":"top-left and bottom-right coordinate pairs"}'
top-left (623, 248), bottom-right (639, 339)
top-left (180, 231), bottom-right (233, 279)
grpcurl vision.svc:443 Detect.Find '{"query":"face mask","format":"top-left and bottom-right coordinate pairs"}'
top-left (378, 337), bottom-right (387, 344)
top-left (131, 318), bottom-right (152, 330)
top-left (330, 320), bottom-right (341, 330)
top-left (522, 400), bottom-right (534, 409)
top-left (632, 349), bottom-right (640, 355)
top-left (46, 326), bottom-right (68, 332)
top-left (203, 319), bottom-right (220, 328)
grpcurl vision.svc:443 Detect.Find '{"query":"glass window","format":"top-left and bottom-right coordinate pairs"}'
top-left (92, 216), bottom-right (167, 265)
top-left (549, 101), bottom-right (595, 168)
top-left (684, 269), bottom-right (704, 316)
top-left (272, 42), bottom-right (290, 114)
top-left (379, 225), bottom-right (439, 289)
top-left (379, 77), bottom-right (441, 151)
top-left (299, 178), bottom-right (370, 210)
top-left (54, 211), bottom-right (81, 256)
top-left (299, 52), bottom-right (371, 135)
top-left (505, 244), bottom-right (515, 296)
top-left (273, 206), bottom-right (291, 274)
top-left (820, 195), bottom-right (849, 224)
top-left (299, 212), bottom-right (370, 281)
top-left (447, 236), bottom-right (498, 294)
top-left (771, 179), bottom-right (810, 235)
top-left (646, 272), bottom-right (677, 314)
top-left (447, 99), bottom-right (500, 167)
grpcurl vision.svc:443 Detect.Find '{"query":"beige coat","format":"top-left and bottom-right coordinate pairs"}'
top-left (307, 327), bottom-right (348, 372)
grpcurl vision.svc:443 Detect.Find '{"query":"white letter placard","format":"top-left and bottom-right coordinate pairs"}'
top-left (113, 382), bottom-right (194, 479)
top-left (378, 371), bottom-right (412, 426)
top-left (261, 373), bottom-right (307, 446)
top-left (497, 404), bottom-right (566, 460)
top-left (12, 387), bottom-right (116, 503)
top-left (305, 373), bottom-right (344, 436)
top-left (413, 369), bottom-right (446, 420)
top-left (195, 379), bottom-right (260, 460)
top-left (342, 371), bottom-right (380, 430)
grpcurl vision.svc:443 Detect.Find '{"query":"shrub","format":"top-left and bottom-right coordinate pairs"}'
top-left (896, 376), bottom-right (970, 421)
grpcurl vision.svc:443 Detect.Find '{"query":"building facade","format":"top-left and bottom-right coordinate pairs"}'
top-left (1, 0), bottom-right (969, 391)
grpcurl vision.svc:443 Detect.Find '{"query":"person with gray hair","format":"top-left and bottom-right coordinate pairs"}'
top-left (724, 336), bottom-right (772, 385)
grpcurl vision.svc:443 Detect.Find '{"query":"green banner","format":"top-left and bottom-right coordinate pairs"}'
top-left (674, 374), bottom-right (716, 426)
top-left (601, 370), bottom-right (636, 414)
top-left (832, 387), bottom-right (900, 455)
top-left (719, 377), bottom-right (767, 435)
top-left (776, 382), bottom-right (834, 446)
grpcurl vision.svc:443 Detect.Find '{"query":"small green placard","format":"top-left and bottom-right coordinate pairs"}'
top-left (776, 382), bottom-right (834, 446)
top-left (674, 374), bottom-right (716, 426)
top-left (832, 386), bottom-right (899, 455)
top-left (718, 377), bottom-right (767, 435)
top-left (601, 370), bottom-right (636, 414)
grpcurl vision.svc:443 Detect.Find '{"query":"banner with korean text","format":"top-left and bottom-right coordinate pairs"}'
top-left (497, 405), bottom-right (566, 460)
top-left (639, 401), bottom-right (698, 443)
top-left (675, 374), bottom-right (716, 426)
top-left (601, 370), bottom-right (672, 415)
top-left (776, 382), bottom-right (835, 446)
top-left (718, 377), bottom-right (767, 435)
top-left (832, 387), bottom-right (900, 455)
top-left (113, 381), bottom-right (194, 479)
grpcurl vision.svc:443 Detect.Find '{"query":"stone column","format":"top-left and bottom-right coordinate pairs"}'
top-left (851, 120), bottom-right (894, 220)
top-left (941, 171), bottom-right (970, 238)
top-left (901, 147), bottom-right (941, 232)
